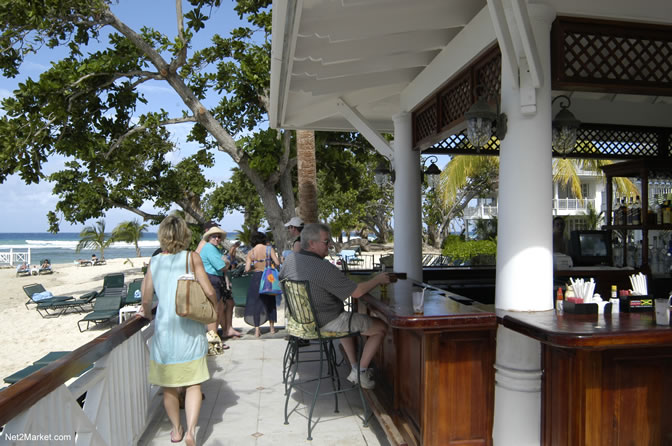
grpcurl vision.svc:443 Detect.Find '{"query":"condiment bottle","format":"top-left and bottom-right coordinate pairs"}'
top-left (556, 287), bottom-right (564, 312)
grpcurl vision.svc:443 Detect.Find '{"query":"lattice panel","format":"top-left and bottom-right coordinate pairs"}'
top-left (475, 53), bottom-right (501, 97)
top-left (575, 126), bottom-right (660, 158)
top-left (413, 46), bottom-right (501, 146)
top-left (553, 17), bottom-right (672, 93)
top-left (426, 124), bottom-right (672, 159)
top-left (414, 102), bottom-right (437, 143)
top-left (439, 76), bottom-right (472, 130)
top-left (429, 130), bottom-right (500, 155)
top-left (564, 34), bottom-right (671, 83)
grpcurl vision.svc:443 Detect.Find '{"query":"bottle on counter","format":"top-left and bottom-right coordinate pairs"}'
top-left (664, 197), bottom-right (672, 224)
top-left (633, 195), bottom-right (641, 225)
top-left (626, 195), bottom-right (634, 225)
top-left (615, 198), bottom-right (623, 225)
top-left (610, 285), bottom-right (620, 313)
top-left (655, 194), bottom-right (663, 225)
top-left (556, 287), bottom-right (564, 312)
top-left (620, 197), bottom-right (628, 225)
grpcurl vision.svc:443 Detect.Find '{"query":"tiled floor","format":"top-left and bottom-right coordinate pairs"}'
top-left (138, 329), bottom-right (391, 446)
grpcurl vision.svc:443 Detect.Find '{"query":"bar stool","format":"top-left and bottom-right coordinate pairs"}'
top-left (281, 279), bottom-right (370, 441)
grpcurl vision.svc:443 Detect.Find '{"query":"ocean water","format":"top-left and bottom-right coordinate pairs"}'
top-left (0, 232), bottom-right (243, 265)
top-left (0, 232), bottom-right (161, 265)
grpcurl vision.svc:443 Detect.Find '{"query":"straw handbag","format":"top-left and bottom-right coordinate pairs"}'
top-left (175, 251), bottom-right (217, 324)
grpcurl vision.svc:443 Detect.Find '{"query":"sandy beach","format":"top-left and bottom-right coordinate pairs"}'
top-left (0, 257), bottom-right (149, 382)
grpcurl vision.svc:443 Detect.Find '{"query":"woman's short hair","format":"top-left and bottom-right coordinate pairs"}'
top-left (250, 231), bottom-right (267, 246)
top-left (300, 223), bottom-right (330, 250)
top-left (158, 215), bottom-right (192, 254)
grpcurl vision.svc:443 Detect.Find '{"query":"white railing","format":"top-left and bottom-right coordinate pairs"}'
top-left (0, 321), bottom-right (158, 446)
top-left (464, 199), bottom-right (597, 220)
top-left (463, 205), bottom-right (498, 219)
top-left (553, 198), bottom-right (596, 211)
top-left (0, 249), bottom-right (31, 267)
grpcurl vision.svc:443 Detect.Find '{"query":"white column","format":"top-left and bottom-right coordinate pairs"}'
top-left (493, 326), bottom-right (543, 445)
top-left (495, 4), bottom-right (555, 312)
top-left (493, 4), bottom-right (556, 446)
top-left (392, 112), bottom-right (422, 282)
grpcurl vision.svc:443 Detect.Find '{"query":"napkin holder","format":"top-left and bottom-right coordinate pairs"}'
top-left (563, 299), bottom-right (613, 315)
top-left (619, 295), bottom-right (653, 313)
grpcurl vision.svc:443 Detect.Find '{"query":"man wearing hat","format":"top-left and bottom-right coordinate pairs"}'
top-left (283, 216), bottom-right (304, 261)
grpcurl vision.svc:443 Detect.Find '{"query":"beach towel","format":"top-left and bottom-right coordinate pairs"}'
top-left (32, 291), bottom-right (53, 302)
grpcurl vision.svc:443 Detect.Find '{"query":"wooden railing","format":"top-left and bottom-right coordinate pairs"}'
top-left (0, 315), bottom-right (155, 445)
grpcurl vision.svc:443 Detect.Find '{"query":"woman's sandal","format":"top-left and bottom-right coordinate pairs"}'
top-left (170, 426), bottom-right (184, 443)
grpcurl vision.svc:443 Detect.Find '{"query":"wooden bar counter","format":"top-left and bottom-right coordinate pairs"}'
top-left (501, 310), bottom-right (672, 446)
top-left (359, 281), bottom-right (497, 446)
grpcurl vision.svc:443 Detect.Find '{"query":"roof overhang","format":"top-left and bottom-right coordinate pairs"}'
top-left (270, 0), bottom-right (672, 134)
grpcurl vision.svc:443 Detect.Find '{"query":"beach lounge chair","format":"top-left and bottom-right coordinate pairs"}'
top-left (23, 283), bottom-right (73, 309)
top-left (122, 278), bottom-right (142, 306)
top-left (34, 290), bottom-right (97, 318)
top-left (15, 263), bottom-right (31, 277)
top-left (118, 279), bottom-right (144, 322)
top-left (78, 286), bottom-right (123, 332)
top-left (38, 259), bottom-right (53, 275)
top-left (3, 351), bottom-right (91, 385)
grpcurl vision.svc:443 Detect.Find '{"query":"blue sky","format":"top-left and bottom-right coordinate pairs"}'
top-left (0, 1), bottom-right (247, 233)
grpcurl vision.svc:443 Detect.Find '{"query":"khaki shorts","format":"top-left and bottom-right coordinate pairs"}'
top-left (321, 312), bottom-right (372, 334)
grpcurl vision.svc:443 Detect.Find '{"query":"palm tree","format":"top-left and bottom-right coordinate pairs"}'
top-left (552, 158), bottom-right (639, 203)
top-left (584, 203), bottom-right (604, 230)
top-left (297, 130), bottom-right (318, 224)
top-left (76, 219), bottom-right (115, 259)
top-left (112, 219), bottom-right (148, 257)
top-left (474, 217), bottom-right (498, 241)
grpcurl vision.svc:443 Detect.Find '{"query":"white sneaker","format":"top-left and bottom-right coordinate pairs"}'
top-left (347, 368), bottom-right (375, 390)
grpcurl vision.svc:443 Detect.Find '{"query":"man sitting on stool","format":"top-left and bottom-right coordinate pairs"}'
top-left (279, 223), bottom-right (394, 389)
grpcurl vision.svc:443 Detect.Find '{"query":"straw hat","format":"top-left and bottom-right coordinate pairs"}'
top-left (284, 216), bottom-right (304, 227)
top-left (202, 226), bottom-right (227, 241)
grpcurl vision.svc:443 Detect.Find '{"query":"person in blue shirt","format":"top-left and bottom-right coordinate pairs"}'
top-left (198, 226), bottom-right (233, 348)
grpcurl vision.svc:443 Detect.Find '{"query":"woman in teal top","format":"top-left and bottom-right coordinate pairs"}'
top-left (198, 226), bottom-right (241, 343)
top-left (140, 215), bottom-right (216, 445)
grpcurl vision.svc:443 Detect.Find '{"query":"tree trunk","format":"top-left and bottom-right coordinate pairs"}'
top-left (296, 130), bottom-right (318, 224)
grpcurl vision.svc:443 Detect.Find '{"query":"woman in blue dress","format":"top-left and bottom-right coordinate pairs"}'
top-left (139, 215), bottom-right (216, 446)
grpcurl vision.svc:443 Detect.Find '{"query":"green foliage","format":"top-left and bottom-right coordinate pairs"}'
top-left (584, 203), bottom-right (604, 230)
top-left (239, 129), bottom-right (284, 179)
top-left (205, 168), bottom-right (264, 232)
top-left (235, 223), bottom-right (255, 246)
top-left (0, 0), bottom-right (395, 249)
top-left (112, 219), bottom-right (148, 257)
top-left (441, 234), bottom-right (497, 265)
top-left (314, 132), bottom-right (393, 241)
top-left (76, 219), bottom-right (115, 259)
top-left (473, 218), bottom-right (498, 241)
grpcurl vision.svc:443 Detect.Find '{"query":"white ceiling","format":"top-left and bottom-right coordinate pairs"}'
top-left (270, 0), bottom-right (672, 135)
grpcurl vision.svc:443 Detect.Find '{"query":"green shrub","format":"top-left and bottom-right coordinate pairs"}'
top-left (442, 235), bottom-right (497, 264)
